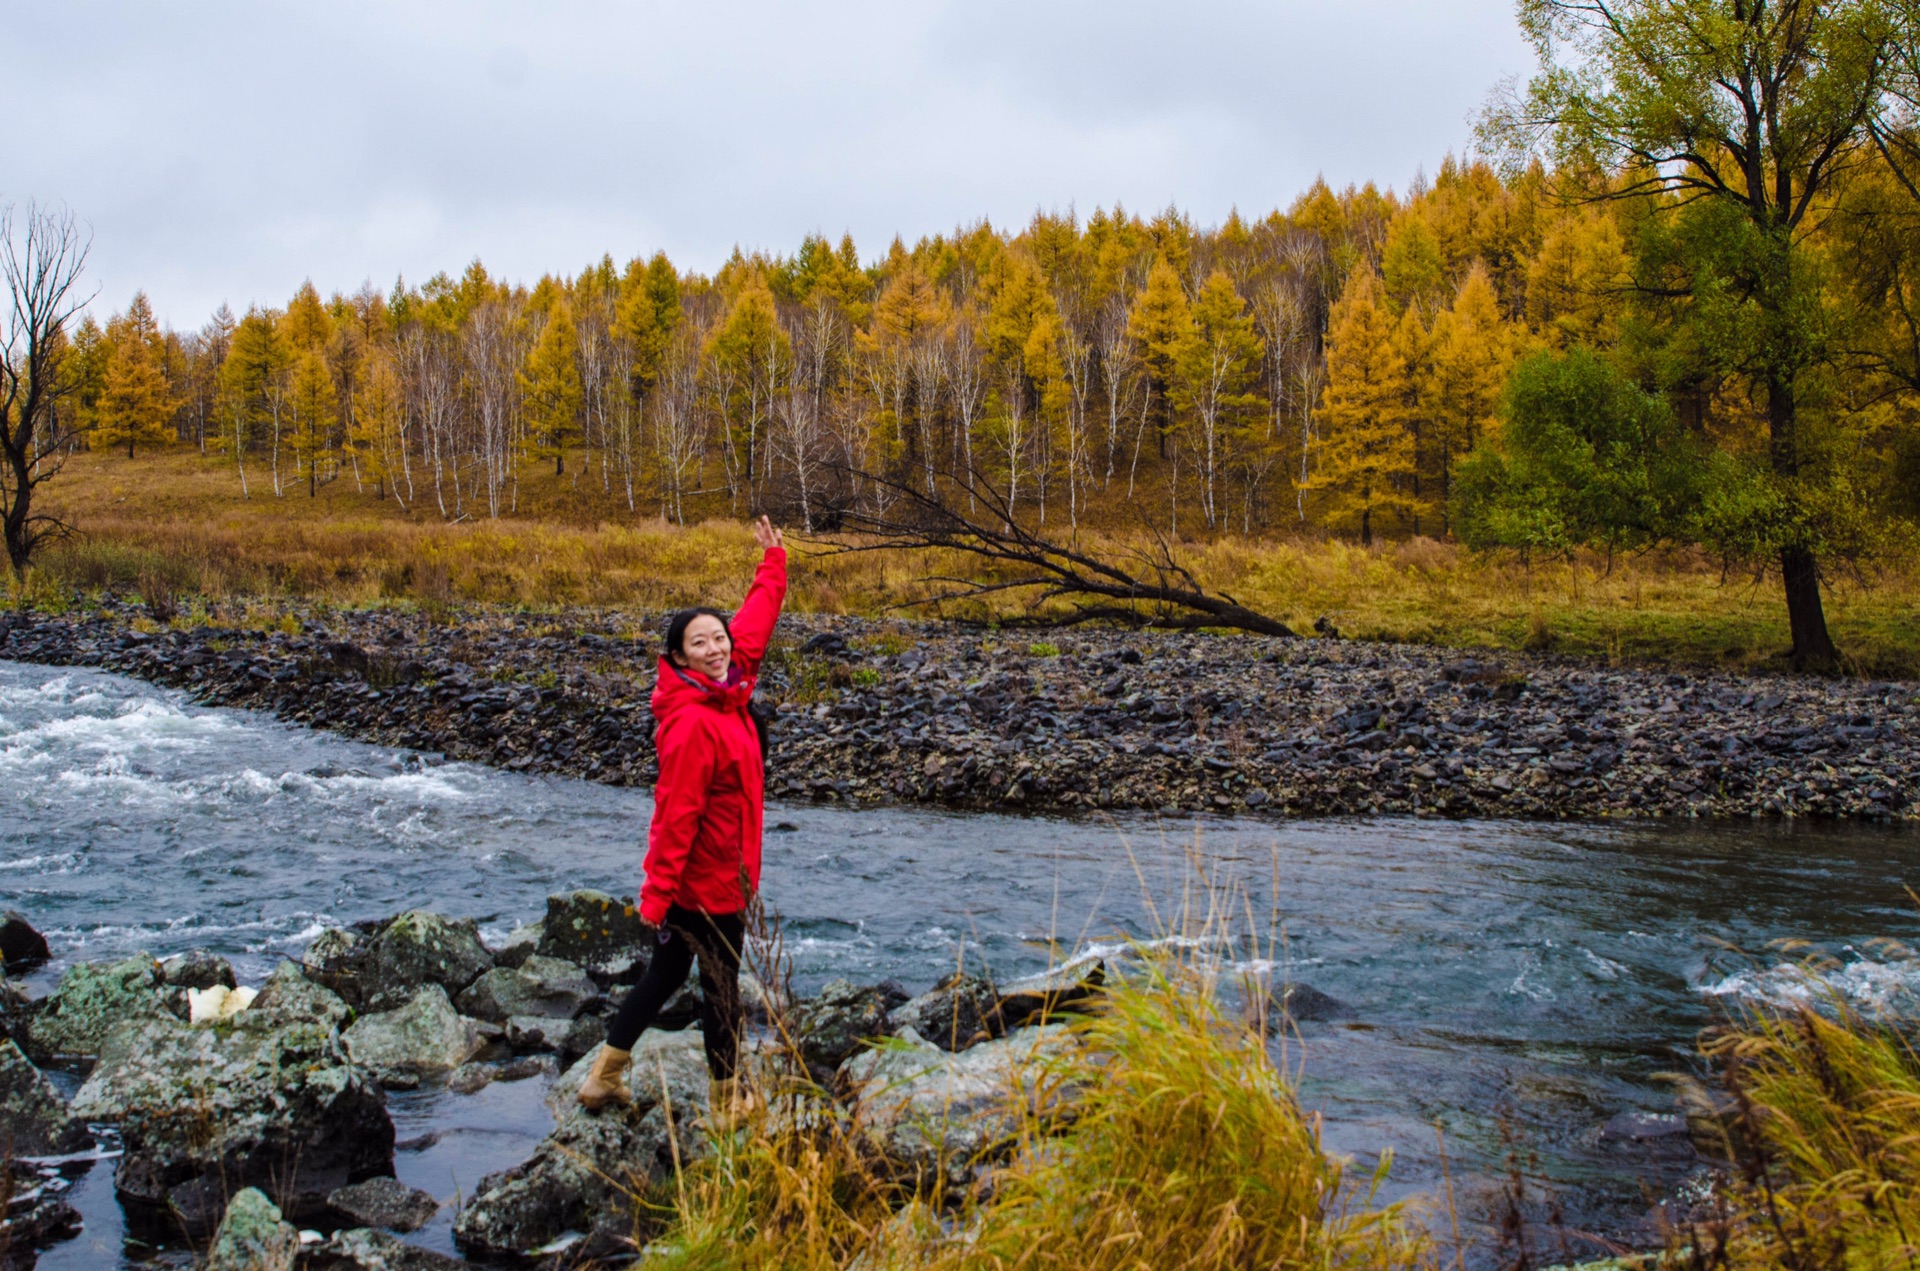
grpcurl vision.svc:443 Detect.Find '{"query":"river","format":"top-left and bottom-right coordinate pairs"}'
top-left (2, 659), bottom-right (1915, 1267)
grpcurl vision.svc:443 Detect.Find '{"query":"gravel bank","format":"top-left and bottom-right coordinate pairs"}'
top-left (1, 603), bottom-right (1913, 822)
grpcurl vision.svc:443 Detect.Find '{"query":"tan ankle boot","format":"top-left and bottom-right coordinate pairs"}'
top-left (577, 1044), bottom-right (632, 1111)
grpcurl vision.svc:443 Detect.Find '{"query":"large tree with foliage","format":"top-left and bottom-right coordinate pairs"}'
top-left (1488, 0), bottom-right (1907, 666)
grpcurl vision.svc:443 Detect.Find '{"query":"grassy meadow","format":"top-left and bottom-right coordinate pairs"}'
top-left (22, 450), bottom-right (1920, 679)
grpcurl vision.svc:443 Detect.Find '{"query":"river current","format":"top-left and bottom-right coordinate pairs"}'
top-left (2, 659), bottom-right (1916, 1266)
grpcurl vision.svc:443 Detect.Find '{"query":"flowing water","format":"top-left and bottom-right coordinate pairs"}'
top-left (2, 659), bottom-right (1916, 1266)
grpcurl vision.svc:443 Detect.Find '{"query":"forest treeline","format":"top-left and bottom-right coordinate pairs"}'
top-left (62, 156), bottom-right (1916, 560)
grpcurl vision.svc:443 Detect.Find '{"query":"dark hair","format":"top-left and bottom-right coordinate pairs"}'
top-left (664, 607), bottom-right (731, 665)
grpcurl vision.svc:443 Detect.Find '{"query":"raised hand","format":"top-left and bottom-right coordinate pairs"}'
top-left (752, 515), bottom-right (784, 552)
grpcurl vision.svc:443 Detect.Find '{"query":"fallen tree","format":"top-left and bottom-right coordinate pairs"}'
top-left (804, 467), bottom-right (1296, 638)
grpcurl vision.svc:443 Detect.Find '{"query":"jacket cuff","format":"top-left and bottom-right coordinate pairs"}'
top-left (640, 894), bottom-right (670, 927)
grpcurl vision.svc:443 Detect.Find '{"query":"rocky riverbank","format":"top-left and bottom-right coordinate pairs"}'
top-left (0, 900), bottom-right (1107, 1267)
top-left (0, 600), bottom-right (1914, 821)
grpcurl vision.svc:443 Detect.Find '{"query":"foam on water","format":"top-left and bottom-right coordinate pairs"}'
top-left (1700, 958), bottom-right (1920, 1012)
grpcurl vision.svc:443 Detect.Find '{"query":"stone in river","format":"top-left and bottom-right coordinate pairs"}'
top-left (306, 1227), bottom-right (468, 1270)
top-left (21, 954), bottom-right (167, 1060)
top-left (74, 1011), bottom-right (393, 1234)
top-left (0, 911), bottom-right (51, 972)
top-left (0, 1159), bottom-right (81, 1255)
top-left (788, 979), bottom-right (907, 1083)
top-left (989, 961), bottom-right (1106, 1033)
top-left (158, 948), bottom-right (236, 992)
top-left (841, 1023), bottom-right (1077, 1188)
top-left (887, 972), bottom-right (997, 1053)
top-left (489, 921), bottom-right (543, 970)
top-left (456, 954), bottom-right (597, 1022)
top-left (536, 890), bottom-right (648, 982)
top-left (251, 961), bottom-right (354, 1029)
top-left (327, 1176), bottom-right (441, 1232)
top-left (453, 1105), bottom-right (677, 1259)
top-left (504, 1013), bottom-right (603, 1058)
top-left (1267, 982), bottom-right (1355, 1025)
top-left (0, 1038), bottom-right (91, 1155)
top-left (359, 912), bottom-right (494, 1012)
top-left (204, 1186), bottom-right (301, 1271)
top-left (342, 984), bottom-right (487, 1083)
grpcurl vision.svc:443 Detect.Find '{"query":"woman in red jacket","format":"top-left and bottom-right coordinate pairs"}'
top-left (579, 516), bottom-right (787, 1112)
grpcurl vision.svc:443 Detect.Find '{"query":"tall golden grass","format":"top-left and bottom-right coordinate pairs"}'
top-left (638, 952), bottom-right (1429, 1271)
top-left (1670, 966), bottom-right (1920, 1269)
top-left (26, 450), bottom-right (1920, 676)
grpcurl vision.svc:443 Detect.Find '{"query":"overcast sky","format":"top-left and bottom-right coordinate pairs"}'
top-left (9, 1), bottom-right (1534, 329)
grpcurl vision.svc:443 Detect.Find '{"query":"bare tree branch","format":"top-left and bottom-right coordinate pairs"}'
top-left (802, 463), bottom-right (1296, 638)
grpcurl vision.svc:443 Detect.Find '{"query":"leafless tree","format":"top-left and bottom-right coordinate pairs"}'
top-left (0, 204), bottom-right (94, 578)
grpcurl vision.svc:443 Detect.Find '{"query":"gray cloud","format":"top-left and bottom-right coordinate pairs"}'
top-left (6, 0), bottom-right (1532, 328)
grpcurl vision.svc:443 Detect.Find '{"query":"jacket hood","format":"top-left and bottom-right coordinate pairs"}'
top-left (651, 655), bottom-right (753, 724)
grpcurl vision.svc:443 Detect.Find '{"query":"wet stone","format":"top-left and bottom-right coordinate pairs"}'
top-left (73, 1011), bottom-right (393, 1234)
top-left (359, 912), bottom-right (493, 1012)
top-left (0, 911), bottom-right (50, 972)
top-left (455, 954), bottom-right (597, 1023)
top-left (327, 1176), bottom-right (441, 1232)
top-left (158, 948), bottom-right (236, 992)
top-left (536, 890), bottom-right (647, 982)
top-left (342, 984), bottom-right (486, 1083)
top-left (306, 1227), bottom-right (468, 1270)
top-left (0, 1038), bottom-right (91, 1156)
top-left (252, 960), bottom-right (354, 1029)
top-left (21, 954), bottom-right (166, 1061)
top-left (204, 1186), bottom-right (300, 1271)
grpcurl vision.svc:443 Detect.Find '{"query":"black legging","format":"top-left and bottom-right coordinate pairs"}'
top-left (606, 905), bottom-right (745, 1080)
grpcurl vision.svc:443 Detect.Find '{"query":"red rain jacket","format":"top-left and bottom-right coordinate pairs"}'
top-left (639, 547), bottom-right (787, 924)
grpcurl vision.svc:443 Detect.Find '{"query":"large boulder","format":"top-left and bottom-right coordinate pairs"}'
top-left (489, 921), bottom-right (543, 970)
top-left (251, 961), bottom-right (353, 1029)
top-left (158, 948), bottom-right (235, 992)
top-left (306, 1227), bottom-right (467, 1270)
top-left (72, 1011), bottom-right (393, 1234)
top-left (788, 979), bottom-right (908, 1084)
top-left (0, 1038), bottom-right (90, 1155)
top-left (204, 1186), bottom-right (300, 1271)
top-left (20, 954), bottom-right (165, 1060)
top-left (302, 927), bottom-right (370, 1001)
top-left (455, 955), bottom-right (597, 1023)
top-left (842, 1024), bottom-right (1076, 1188)
top-left (887, 972), bottom-right (997, 1052)
top-left (452, 1105), bottom-right (675, 1259)
top-left (536, 890), bottom-right (647, 982)
top-left (342, 985), bottom-right (486, 1083)
top-left (0, 912), bottom-right (49, 973)
top-left (504, 1013), bottom-right (604, 1059)
top-left (547, 1029), bottom-right (710, 1121)
top-left (359, 912), bottom-right (493, 1012)
top-left (327, 1176), bottom-right (440, 1232)
top-left (989, 961), bottom-right (1106, 1032)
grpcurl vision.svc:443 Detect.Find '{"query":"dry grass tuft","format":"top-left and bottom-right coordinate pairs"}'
top-left (1667, 957), bottom-right (1920, 1268)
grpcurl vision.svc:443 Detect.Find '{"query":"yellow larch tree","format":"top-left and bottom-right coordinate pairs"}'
top-left (288, 348), bottom-right (337, 496)
top-left (1424, 262), bottom-right (1519, 532)
top-left (97, 293), bottom-right (173, 458)
top-left (1524, 208), bottom-right (1631, 349)
top-left (1309, 265), bottom-right (1418, 545)
top-left (520, 300), bottom-right (583, 476)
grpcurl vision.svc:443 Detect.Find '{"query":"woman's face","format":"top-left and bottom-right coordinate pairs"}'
top-left (675, 614), bottom-right (732, 680)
